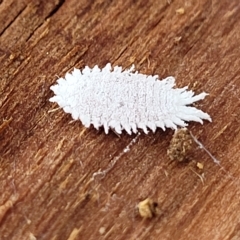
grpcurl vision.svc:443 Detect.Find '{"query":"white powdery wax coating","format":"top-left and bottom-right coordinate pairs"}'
top-left (49, 63), bottom-right (211, 134)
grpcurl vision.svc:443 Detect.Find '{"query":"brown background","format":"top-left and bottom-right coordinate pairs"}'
top-left (0, 0), bottom-right (240, 239)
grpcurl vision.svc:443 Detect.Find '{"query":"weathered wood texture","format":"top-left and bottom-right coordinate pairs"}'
top-left (0, 0), bottom-right (240, 239)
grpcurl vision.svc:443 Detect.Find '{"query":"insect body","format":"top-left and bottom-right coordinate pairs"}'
top-left (50, 63), bottom-right (211, 134)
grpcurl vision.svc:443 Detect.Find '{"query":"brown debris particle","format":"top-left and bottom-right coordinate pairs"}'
top-left (174, 36), bottom-right (182, 44)
top-left (176, 7), bottom-right (185, 15)
top-left (167, 128), bottom-right (193, 162)
top-left (137, 198), bottom-right (158, 219)
top-left (29, 233), bottom-right (37, 240)
top-left (99, 227), bottom-right (106, 235)
top-left (196, 162), bottom-right (204, 170)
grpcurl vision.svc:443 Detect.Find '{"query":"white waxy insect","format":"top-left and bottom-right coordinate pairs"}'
top-left (49, 63), bottom-right (211, 134)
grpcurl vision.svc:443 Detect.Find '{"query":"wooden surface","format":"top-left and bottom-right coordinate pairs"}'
top-left (0, 0), bottom-right (240, 239)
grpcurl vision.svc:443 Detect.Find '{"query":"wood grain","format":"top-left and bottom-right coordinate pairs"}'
top-left (0, 0), bottom-right (240, 239)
